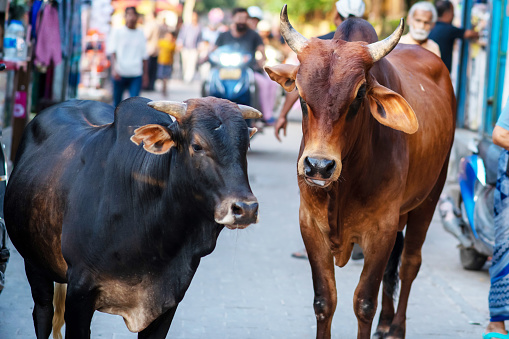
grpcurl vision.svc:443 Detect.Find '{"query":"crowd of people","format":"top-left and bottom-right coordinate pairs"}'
top-left (107, 5), bottom-right (286, 126)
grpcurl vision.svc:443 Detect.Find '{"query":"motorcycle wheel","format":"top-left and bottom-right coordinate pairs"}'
top-left (460, 247), bottom-right (487, 271)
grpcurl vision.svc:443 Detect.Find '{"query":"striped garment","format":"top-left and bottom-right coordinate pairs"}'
top-left (490, 149), bottom-right (509, 322)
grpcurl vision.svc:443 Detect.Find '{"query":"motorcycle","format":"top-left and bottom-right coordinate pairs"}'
top-left (202, 45), bottom-right (258, 125)
top-left (440, 137), bottom-right (500, 270)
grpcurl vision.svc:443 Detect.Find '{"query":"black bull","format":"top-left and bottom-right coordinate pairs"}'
top-left (5, 97), bottom-right (260, 338)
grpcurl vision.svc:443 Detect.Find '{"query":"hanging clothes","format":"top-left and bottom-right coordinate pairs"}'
top-left (35, 3), bottom-right (62, 68)
top-left (30, 0), bottom-right (43, 40)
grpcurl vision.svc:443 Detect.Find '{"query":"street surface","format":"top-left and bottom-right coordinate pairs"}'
top-left (0, 80), bottom-right (491, 338)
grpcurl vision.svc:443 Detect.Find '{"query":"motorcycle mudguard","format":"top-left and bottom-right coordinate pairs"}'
top-left (458, 154), bottom-right (485, 239)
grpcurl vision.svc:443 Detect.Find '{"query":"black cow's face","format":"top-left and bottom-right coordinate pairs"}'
top-left (131, 97), bottom-right (260, 229)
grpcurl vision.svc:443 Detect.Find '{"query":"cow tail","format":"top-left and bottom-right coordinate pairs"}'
top-left (52, 283), bottom-right (67, 339)
top-left (382, 231), bottom-right (404, 299)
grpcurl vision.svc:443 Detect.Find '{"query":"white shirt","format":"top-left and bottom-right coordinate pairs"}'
top-left (107, 26), bottom-right (148, 77)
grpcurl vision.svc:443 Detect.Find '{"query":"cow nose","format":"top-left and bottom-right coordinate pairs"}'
top-left (304, 157), bottom-right (336, 179)
top-left (231, 201), bottom-right (259, 225)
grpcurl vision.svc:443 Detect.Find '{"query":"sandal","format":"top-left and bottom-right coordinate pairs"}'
top-left (483, 332), bottom-right (509, 339)
top-left (291, 248), bottom-right (308, 260)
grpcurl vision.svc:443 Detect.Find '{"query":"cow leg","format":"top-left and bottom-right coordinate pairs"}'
top-left (373, 229), bottom-right (405, 338)
top-left (138, 305), bottom-right (178, 339)
top-left (300, 207), bottom-right (337, 339)
top-left (25, 262), bottom-right (54, 339)
top-left (386, 167), bottom-right (448, 339)
top-left (64, 273), bottom-right (96, 339)
top-left (354, 231), bottom-right (396, 339)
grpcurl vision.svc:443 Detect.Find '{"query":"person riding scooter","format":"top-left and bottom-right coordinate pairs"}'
top-left (204, 8), bottom-right (269, 125)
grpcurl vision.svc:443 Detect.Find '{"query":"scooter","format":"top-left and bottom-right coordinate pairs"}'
top-left (202, 45), bottom-right (257, 124)
top-left (439, 137), bottom-right (499, 270)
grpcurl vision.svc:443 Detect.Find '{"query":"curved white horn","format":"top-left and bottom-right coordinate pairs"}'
top-left (366, 18), bottom-right (405, 63)
top-left (280, 4), bottom-right (308, 54)
top-left (238, 105), bottom-right (263, 120)
top-left (148, 101), bottom-right (187, 121)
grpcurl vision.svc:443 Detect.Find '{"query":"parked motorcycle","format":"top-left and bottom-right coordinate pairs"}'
top-left (202, 45), bottom-right (257, 121)
top-left (440, 137), bottom-right (500, 270)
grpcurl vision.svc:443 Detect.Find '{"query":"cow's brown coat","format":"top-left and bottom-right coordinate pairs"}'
top-left (266, 17), bottom-right (455, 339)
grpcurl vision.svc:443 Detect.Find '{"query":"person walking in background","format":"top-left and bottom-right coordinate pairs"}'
top-left (399, 1), bottom-right (441, 57)
top-left (177, 12), bottom-right (202, 83)
top-left (485, 99), bottom-right (509, 339)
top-left (157, 31), bottom-right (176, 97)
top-left (144, 11), bottom-right (161, 91)
top-left (247, 6), bottom-right (263, 31)
top-left (429, 0), bottom-right (478, 72)
top-left (107, 6), bottom-right (148, 108)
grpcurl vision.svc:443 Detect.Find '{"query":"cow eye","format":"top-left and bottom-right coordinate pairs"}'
top-left (192, 144), bottom-right (203, 152)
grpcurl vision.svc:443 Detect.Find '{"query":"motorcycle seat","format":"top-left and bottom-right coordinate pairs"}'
top-left (478, 138), bottom-right (502, 186)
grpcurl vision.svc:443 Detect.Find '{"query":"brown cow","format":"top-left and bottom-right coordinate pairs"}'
top-left (265, 6), bottom-right (455, 339)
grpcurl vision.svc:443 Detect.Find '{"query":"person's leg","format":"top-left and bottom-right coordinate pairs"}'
top-left (146, 56), bottom-right (158, 91)
top-left (113, 77), bottom-right (126, 108)
top-left (128, 76), bottom-right (143, 98)
top-left (486, 150), bottom-right (509, 335)
top-left (186, 48), bottom-right (199, 83)
top-left (181, 49), bottom-right (190, 83)
top-left (254, 71), bottom-right (278, 123)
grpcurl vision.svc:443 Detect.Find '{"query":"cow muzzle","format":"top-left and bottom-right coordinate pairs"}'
top-left (300, 156), bottom-right (340, 188)
top-left (214, 198), bottom-right (259, 229)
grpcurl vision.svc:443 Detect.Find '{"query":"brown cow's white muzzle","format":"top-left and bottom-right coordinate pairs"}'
top-left (214, 198), bottom-right (259, 229)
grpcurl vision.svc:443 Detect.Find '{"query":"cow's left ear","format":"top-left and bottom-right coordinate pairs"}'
top-left (367, 82), bottom-right (419, 134)
top-left (264, 64), bottom-right (299, 92)
top-left (130, 124), bottom-right (174, 154)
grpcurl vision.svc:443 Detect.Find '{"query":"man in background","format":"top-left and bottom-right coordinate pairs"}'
top-left (107, 7), bottom-right (148, 108)
top-left (399, 1), bottom-right (441, 57)
top-left (177, 12), bottom-right (202, 83)
top-left (429, 0), bottom-right (478, 72)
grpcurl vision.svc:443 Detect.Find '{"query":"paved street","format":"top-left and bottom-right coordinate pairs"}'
top-left (0, 80), bottom-right (492, 338)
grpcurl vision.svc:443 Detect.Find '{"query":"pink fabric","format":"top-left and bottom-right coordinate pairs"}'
top-left (254, 71), bottom-right (279, 121)
top-left (35, 4), bottom-right (62, 67)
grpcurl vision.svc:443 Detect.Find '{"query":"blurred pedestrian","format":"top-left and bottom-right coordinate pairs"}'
top-left (429, 0), bottom-right (478, 72)
top-left (399, 1), bottom-right (441, 57)
top-left (247, 6), bottom-right (263, 31)
top-left (107, 7), bottom-right (148, 108)
top-left (177, 12), bottom-right (202, 83)
top-left (144, 11), bottom-right (161, 91)
top-left (157, 31), bottom-right (176, 97)
top-left (485, 98), bottom-right (509, 339)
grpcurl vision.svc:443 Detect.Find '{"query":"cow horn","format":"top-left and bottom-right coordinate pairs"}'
top-left (238, 105), bottom-right (263, 120)
top-left (366, 18), bottom-right (405, 63)
top-left (280, 4), bottom-right (308, 54)
top-left (148, 101), bottom-right (187, 121)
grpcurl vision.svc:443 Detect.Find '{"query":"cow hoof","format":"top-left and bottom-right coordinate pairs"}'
top-left (385, 324), bottom-right (405, 339)
top-left (372, 331), bottom-right (385, 339)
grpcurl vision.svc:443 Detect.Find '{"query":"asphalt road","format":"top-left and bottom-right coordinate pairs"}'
top-left (0, 80), bottom-right (491, 338)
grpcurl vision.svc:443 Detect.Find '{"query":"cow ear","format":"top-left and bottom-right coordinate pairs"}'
top-left (367, 83), bottom-right (419, 134)
top-left (264, 64), bottom-right (299, 92)
top-left (130, 124), bottom-right (175, 154)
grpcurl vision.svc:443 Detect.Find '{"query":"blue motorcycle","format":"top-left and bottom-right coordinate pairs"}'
top-left (202, 45), bottom-right (256, 107)
top-left (440, 138), bottom-right (500, 270)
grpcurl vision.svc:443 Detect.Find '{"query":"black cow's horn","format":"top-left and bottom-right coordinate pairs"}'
top-left (148, 101), bottom-right (187, 121)
top-left (238, 105), bottom-right (262, 120)
top-left (280, 4), bottom-right (308, 54)
top-left (366, 18), bottom-right (405, 63)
